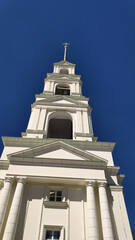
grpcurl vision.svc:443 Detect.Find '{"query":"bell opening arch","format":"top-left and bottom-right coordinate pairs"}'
top-left (60, 68), bottom-right (69, 74)
top-left (47, 111), bottom-right (73, 139)
top-left (55, 83), bottom-right (70, 95)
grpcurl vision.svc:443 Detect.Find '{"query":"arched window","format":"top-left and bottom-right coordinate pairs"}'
top-left (47, 112), bottom-right (72, 139)
top-left (55, 84), bottom-right (70, 95)
top-left (60, 68), bottom-right (69, 74)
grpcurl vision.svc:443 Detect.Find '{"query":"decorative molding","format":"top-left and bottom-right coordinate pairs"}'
top-left (21, 130), bottom-right (46, 137)
top-left (54, 60), bottom-right (75, 66)
top-left (106, 166), bottom-right (120, 175)
top-left (43, 201), bottom-right (68, 208)
top-left (26, 129), bottom-right (46, 135)
top-left (97, 181), bottom-right (107, 187)
top-left (8, 141), bottom-right (108, 166)
top-left (32, 100), bottom-right (88, 109)
top-left (36, 93), bottom-right (89, 101)
top-left (86, 181), bottom-right (96, 187)
top-left (75, 132), bottom-right (93, 137)
top-left (5, 176), bottom-right (14, 184)
top-left (0, 160), bottom-right (9, 169)
top-left (117, 174), bottom-right (125, 185)
top-left (43, 90), bottom-right (53, 94)
top-left (2, 137), bottom-right (115, 152)
top-left (71, 92), bottom-right (81, 96)
top-left (109, 185), bottom-right (123, 192)
top-left (17, 177), bottom-right (27, 184)
top-left (9, 156), bottom-right (107, 170)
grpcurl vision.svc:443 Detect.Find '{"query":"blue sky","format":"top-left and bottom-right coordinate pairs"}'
top-left (0, 0), bottom-right (135, 229)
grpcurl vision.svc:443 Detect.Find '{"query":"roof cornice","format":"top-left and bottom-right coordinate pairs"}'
top-left (2, 137), bottom-right (115, 152)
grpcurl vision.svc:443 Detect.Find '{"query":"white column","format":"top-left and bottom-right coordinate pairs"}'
top-left (76, 83), bottom-right (80, 93)
top-left (86, 182), bottom-right (99, 240)
top-left (98, 182), bottom-right (114, 240)
top-left (3, 178), bottom-right (26, 240)
top-left (0, 177), bottom-right (14, 231)
top-left (83, 111), bottom-right (89, 133)
top-left (27, 108), bottom-right (40, 130)
top-left (76, 111), bottom-right (82, 133)
top-left (73, 83), bottom-right (75, 93)
top-left (44, 80), bottom-right (49, 91)
top-left (88, 113), bottom-right (93, 135)
top-left (37, 109), bottom-right (47, 130)
top-left (50, 81), bottom-right (54, 92)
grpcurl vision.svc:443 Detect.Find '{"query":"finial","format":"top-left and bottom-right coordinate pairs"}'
top-left (62, 43), bottom-right (70, 61)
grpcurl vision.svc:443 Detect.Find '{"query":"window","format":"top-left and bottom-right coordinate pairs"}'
top-left (43, 226), bottom-right (64, 240)
top-left (46, 230), bottom-right (60, 240)
top-left (44, 187), bottom-right (68, 207)
top-left (55, 85), bottom-right (70, 95)
top-left (60, 68), bottom-right (69, 74)
top-left (49, 190), bottom-right (62, 202)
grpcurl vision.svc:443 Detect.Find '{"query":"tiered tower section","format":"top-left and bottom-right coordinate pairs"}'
top-left (23, 60), bottom-right (94, 141)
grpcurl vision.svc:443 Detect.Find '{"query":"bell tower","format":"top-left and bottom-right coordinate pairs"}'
top-left (0, 45), bottom-right (133, 240)
top-left (23, 44), bottom-right (94, 142)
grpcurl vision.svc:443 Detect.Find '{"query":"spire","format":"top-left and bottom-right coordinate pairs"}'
top-left (62, 43), bottom-right (70, 61)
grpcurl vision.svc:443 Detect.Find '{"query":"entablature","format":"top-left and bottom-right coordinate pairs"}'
top-left (2, 137), bottom-right (115, 152)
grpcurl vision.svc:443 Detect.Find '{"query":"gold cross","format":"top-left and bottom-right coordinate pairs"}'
top-left (62, 43), bottom-right (70, 61)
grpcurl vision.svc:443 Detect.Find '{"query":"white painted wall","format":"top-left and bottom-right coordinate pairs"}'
top-left (8, 165), bottom-right (105, 180)
top-left (87, 150), bottom-right (114, 166)
top-left (110, 187), bottom-right (133, 240)
top-left (1, 147), bottom-right (28, 160)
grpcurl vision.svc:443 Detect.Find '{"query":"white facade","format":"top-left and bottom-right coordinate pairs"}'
top-left (0, 59), bottom-right (133, 240)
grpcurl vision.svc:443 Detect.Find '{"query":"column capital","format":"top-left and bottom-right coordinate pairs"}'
top-left (97, 181), bottom-right (107, 188)
top-left (17, 177), bottom-right (27, 184)
top-left (5, 177), bottom-right (14, 184)
top-left (86, 181), bottom-right (95, 187)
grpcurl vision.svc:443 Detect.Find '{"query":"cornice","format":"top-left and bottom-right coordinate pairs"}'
top-left (2, 137), bottom-right (115, 152)
top-left (35, 93), bottom-right (89, 101)
top-left (0, 160), bottom-right (9, 169)
top-left (106, 166), bottom-right (120, 175)
top-left (45, 73), bottom-right (81, 82)
top-left (32, 100), bottom-right (89, 109)
top-left (117, 174), bottom-right (125, 185)
top-left (9, 156), bottom-right (107, 169)
top-left (21, 129), bottom-right (46, 137)
top-left (109, 185), bottom-right (123, 191)
top-left (36, 95), bottom-right (87, 104)
top-left (8, 140), bottom-right (108, 163)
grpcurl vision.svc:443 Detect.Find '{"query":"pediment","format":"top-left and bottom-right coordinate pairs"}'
top-left (35, 96), bottom-right (86, 106)
top-left (61, 76), bottom-right (69, 79)
top-left (54, 60), bottom-right (75, 67)
top-left (8, 141), bottom-right (108, 165)
top-left (52, 99), bottom-right (74, 105)
top-left (35, 148), bottom-right (85, 160)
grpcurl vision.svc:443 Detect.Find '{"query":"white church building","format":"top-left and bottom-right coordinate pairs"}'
top-left (0, 46), bottom-right (133, 240)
